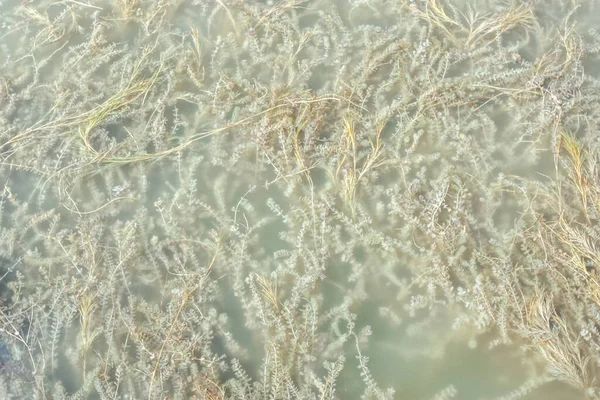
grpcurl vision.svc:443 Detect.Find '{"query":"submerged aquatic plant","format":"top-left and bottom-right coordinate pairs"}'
top-left (1, 0), bottom-right (600, 399)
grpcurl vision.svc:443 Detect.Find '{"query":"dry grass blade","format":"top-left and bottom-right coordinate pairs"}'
top-left (78, 293), bottom-right (99, 386)
top-left (78, 67), bottom-right (162, 155)
top-left (561, 131), bottom-right (589, 215)
top-left (464, 5), bottom-right (534, 49)
top-left (91, 95), bottom-right (342, 167)
top-left (408, 1), bottom-right (534, 49)
top-left (20, 5), bottom-right (65, 45)
top-left (190, 27), bottom-right (203, 67)
top-left (215, 0), bottom-right (239, 36)
top-left (406, 0), bottom-right (462, 45)
top-left (1, 44), bottom-right (163, 157)
top-left (335, 117), bottom-right (387, 215)
top-left (338, 114), bottom-right (358, 213)
top-left (555, 218), bottom-right (600, 276)
top-left (147, 245), bottom-right (220, 399)
top-left (256, 275), bottom-right (279, 311)
top-left (357, 119), bottom-right (387, 182)
top-left (253, 0), bottom-right (307, 30)
top-left (524, 294), bottom-right (591, 391)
